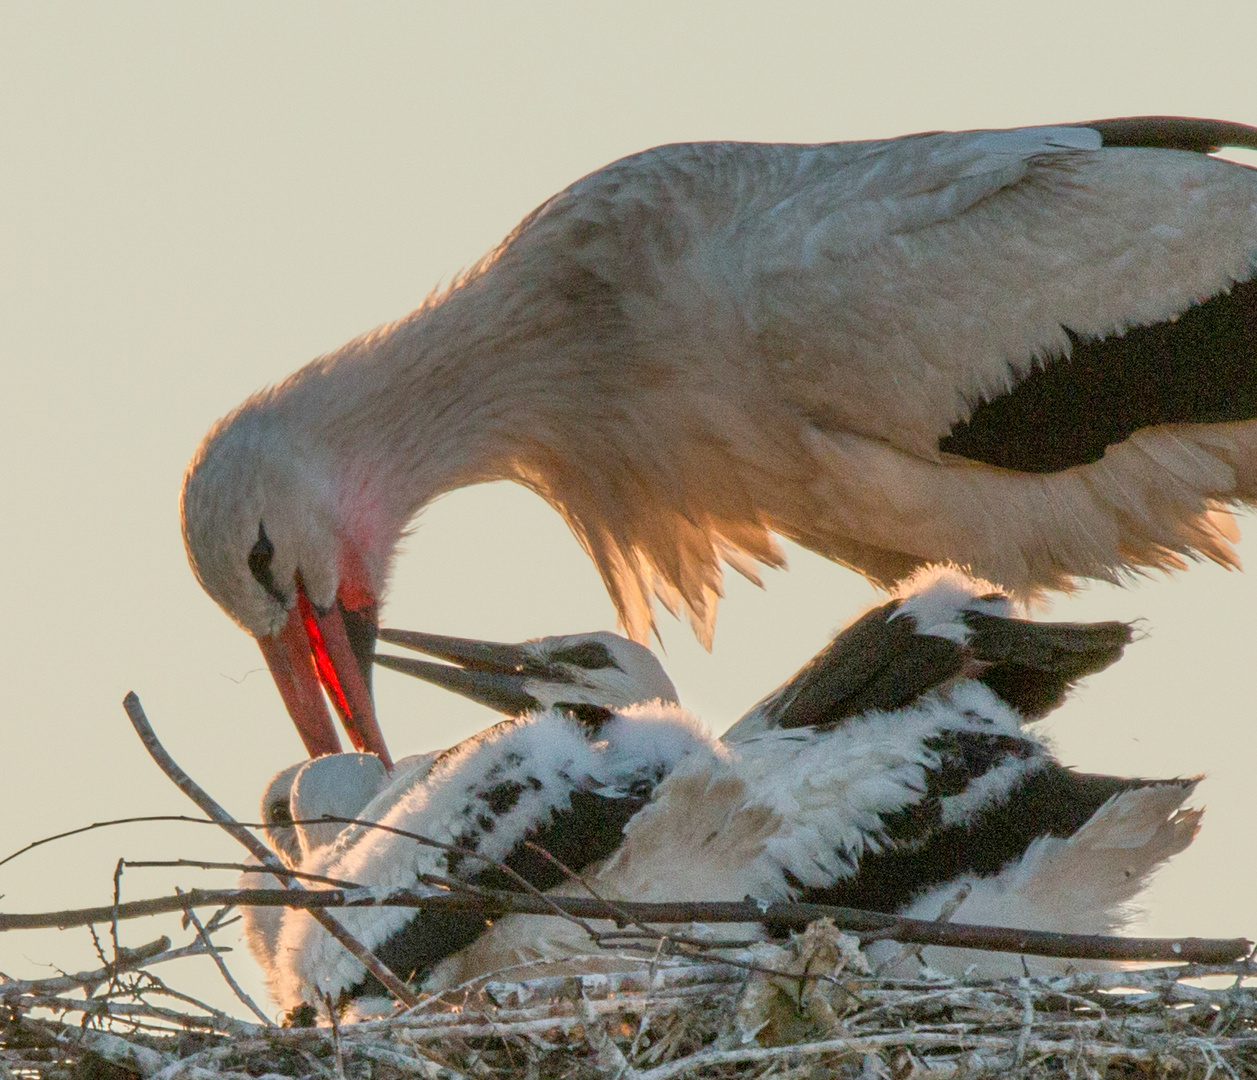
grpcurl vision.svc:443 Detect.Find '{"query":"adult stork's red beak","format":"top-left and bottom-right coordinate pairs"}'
top-left (257, 587), bottom-right (393, 770)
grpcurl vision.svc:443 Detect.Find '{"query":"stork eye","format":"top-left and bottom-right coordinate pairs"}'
top-left (550, 642), bottom-right (617, 670)
top-left (248, 523), bottom-right (285, 602)
top-left (267, 800), bottom-right (293, 827)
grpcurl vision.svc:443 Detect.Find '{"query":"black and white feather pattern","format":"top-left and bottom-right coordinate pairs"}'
top-left (252, 568), bottom-right (1198, 1010)
top-left (424, 570), bottom-right (1197, 989)
top-left (724, 566), bottom-right (1131, 738)
top-left (271, 705), bottom-right (709, 1008)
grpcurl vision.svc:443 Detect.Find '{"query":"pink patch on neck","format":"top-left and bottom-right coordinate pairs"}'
top-left (337, 542), bottom-right (375, 611)
top-left (333, 466), bottom-right (394, 611)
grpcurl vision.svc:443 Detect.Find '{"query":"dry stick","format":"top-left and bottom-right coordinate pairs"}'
top-left (131, 858), bottom-right (532, 915)
top-left (518, 840), bottom-right (826, 974)
top-left (6, 988), bottom-right (255, 1036)
top-left (120, 696), bottom-right (474, 1080)
top-left (126, 858), bottom-right (365, 890)
top-left (0, 816), bottom-right (222, 870)
top-left (323, 992), bottom-right (347, 1080)
top-left (100, 857), bottom-right (133, 1004)
top-left (0, 936), bottom-right (171, 997)
top-left (875, 882), bottom-right (972, 976)
top-left (181, 893), bottom-right (274, 1026)
top-left (243, 816), bottom-right (1257, 968)
top-left (523, 839), bottom-right (649, 940)
top-left (128, 966), bottom-right (260, 1027)
top-left (120, 692), bottom-right (418, 1009)
top-left (3, 885), bottom-right (1248, 965)
top-left (14, 939), bottom-right (231, 993)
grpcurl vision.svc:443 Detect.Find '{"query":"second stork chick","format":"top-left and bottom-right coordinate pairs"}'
top-left (259, 569), bottom-right (1194, 1012)
top-left (425, 568), bottom-right (1194, 986)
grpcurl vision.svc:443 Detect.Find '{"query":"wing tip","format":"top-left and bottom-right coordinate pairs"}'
top-left (1081, 116), bottom-right (1257, 154)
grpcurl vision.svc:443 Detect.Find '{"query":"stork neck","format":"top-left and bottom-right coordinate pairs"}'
top-left (290, 271), bottom-right (573, 545)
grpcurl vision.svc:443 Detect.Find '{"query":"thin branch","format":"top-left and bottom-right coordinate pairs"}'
top-left (874, 881), bottom-right (971, 976)
top-left (108, 858), bottom-right (125, 998)
top-left (323, 993), bottom-right (346, 1080)
top-left (200, 905), bottom-right (236, 934)
top-left (125, 967), bottom-right (258, 1026)
top-left (120, 691), bottom-right (418, 1009)
top-left (0, 816), bottom-right (219, 870)
top-left (124, 858), bottom-right (364, 890)
top-left (180, 892), bottom-right (273, 1026)
top-left (523, 839), bottom-right (647, 939)
top-left (0, 936), bottom-right (171, 997)
top-left (516, 839), bottom-right (798, 980)
top-left (2, 884), bottom-right (1248, 965)
top-left (5, 988), bottom-right (257, 1036)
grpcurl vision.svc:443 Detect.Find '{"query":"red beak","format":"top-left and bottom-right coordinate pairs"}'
top-left (257, 587), bottom-right (393, 770)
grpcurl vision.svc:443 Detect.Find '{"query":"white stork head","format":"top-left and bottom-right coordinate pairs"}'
top-left (180, 378), bottom-right (426, 769)
top-left (373, 628), bottom-right (680, 715)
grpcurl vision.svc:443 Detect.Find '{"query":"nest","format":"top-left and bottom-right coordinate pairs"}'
top-left (4, 697), bottom-right (1255, 1079)
top-left (5, 923), bottom-right (1257, 1080)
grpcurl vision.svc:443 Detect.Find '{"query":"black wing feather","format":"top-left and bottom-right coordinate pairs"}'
top-left (1084, 116), bottom-right (1257, 153)
top-left (798, 764), bottom-right (1170, 916)
top-left (757, 600), bottom-right (966, 731)
top-left (965, 612), bottom-right (1133, 718)
top-left (939, 278), bottom-right (1257, 474)
top-left (347, 788), bottom-right (651, 998)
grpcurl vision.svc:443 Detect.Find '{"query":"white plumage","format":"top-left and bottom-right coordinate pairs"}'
top-left (245, 569), bottom-right (1198, 1014)
top-left (272, 705), bottom-right (711, 1013)
top-left (241, 749), bottom-right (444, 995)
top-left (881, 782), bottom-right (1200, 978)
top-left (179, 117), bottom-right (1257, 761)
top-left (240, 624), bottom-right (687, 997)
top-left (431, 684), bottom-right (1196, 989)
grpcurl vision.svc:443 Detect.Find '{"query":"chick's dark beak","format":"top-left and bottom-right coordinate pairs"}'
top-left (374, 628), bottom-right (545, 716)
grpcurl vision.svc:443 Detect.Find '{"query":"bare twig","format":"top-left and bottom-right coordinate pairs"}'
top-left (874, 881), bottom-right (971, 976)
top-left (514, 843), bottom-right (803, 978)
top-left (5, 987), bottom-right (257, 1036)
top-left (0, 815), bottom-right (219, 870)
top-left (3, 883), bottom-right (1248, 965)
top-left (108, 857), bottom-right (125, 998)
top-left (120, 691), bottom-right (418, 1008)
top-left (0, 936), bottom-right (171, 997)
top-left (323, 993), bottom-right (346, 1080)
top-left (181, 892), bottom-right (273, 1026)
top-left (314, 814), bottom-right (612, 946)
top-left (523, 839), bottom-right (653, 942)
top-left (124, 858), bottom-right (364, 890)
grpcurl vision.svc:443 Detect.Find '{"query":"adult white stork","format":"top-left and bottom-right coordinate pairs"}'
top-left (182, 116), bottom-right (1257, 764)
top-left (255, 570), bottom-right (1195, 1013)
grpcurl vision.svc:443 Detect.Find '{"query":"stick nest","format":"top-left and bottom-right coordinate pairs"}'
top-left (5, 922), bottom-right (1257, 1080)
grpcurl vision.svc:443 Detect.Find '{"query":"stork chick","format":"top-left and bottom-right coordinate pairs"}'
top-left (376, 565), bottom-right (1130, 741)
top-left (258, 570), bottom-right (1196, 1012)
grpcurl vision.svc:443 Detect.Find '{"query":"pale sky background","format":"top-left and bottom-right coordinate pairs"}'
top-left (2, 3), bottom-right (1255, 1020)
